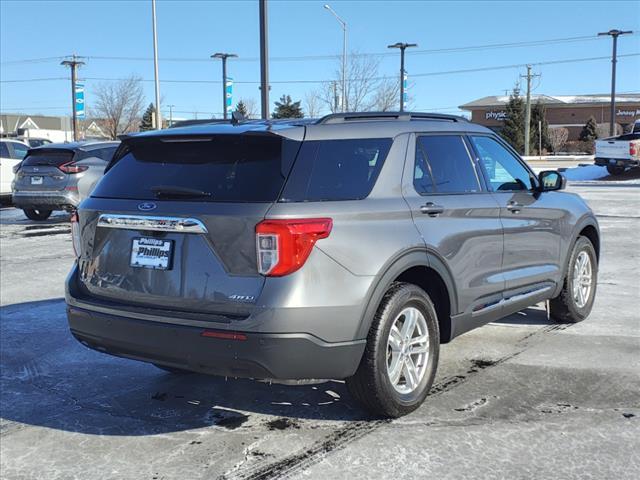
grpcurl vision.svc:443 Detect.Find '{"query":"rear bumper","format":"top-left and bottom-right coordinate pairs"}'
top-left (594, 157), bottom-right (640, 167)
top-left (67, 305), bottom-right (365, 380)
top-left (12, 190), bottom-right (79, 209)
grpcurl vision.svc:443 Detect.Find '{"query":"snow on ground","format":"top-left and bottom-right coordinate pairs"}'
top-left (561, 165), bottom-right (609, 181)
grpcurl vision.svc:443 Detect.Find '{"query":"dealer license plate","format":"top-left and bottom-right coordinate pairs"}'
top-left (130, 237), bottom-right (173, 270)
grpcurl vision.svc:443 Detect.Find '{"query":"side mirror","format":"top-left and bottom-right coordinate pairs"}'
top-left (538, 170), bottom-right (566, 192)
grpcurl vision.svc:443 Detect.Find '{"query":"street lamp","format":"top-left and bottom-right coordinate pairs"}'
top-left (211, 52), bottom-right (238, 119)
top-left (324, 4), bottom-right (347, 112)
top-left (598, 29), bottom-right (633, 136)
top-left (387, 42), bottom-right (417, 112)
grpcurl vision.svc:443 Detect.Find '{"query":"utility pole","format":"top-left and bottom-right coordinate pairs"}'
top-left (167, 104), bottom-right (175, 127)
top-left (60, 54), bottom-right (85, 142)
top-left (387, 42), bottom-right (417, 112)
top-left (324, 4), bottom-right (347, 112)
top-left (520, 65), bottom-right (540, 156)
top-left (259, 0), bottom-right (270, 119)
top-left (151, 0), bottom-right (162, 129)
top-left (598, 29), bottom-right (633, 136)
top-left (211, 53), bottom-right (238, 119)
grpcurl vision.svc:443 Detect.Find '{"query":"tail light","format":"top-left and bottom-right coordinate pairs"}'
top-left (630, 143), bottom-right (637, 158)
top-left (59, 161), bottom-right (88, 174)
top-left (256, 218), bottom-right (332, 276)
top-left (71, 211), bottom-right (81, 257)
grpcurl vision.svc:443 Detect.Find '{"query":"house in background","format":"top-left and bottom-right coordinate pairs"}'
top-left (0, 113), bottom-right (111, 142)
top-left (0, 113), bottom-right (73, 142)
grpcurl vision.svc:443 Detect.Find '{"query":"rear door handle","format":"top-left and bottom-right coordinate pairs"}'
top-left (420, 202), bottom-right (444, 217)
top-left (506, 201), bottom-right (523, 213)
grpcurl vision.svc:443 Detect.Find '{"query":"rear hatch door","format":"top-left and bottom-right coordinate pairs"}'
top-left (77, 131), bottom-right (302, 319)
top-left (16, 148), bottom-right (74, 191)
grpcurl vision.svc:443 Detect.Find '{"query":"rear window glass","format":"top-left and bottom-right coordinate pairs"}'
top-left (77, 146), bottom-right (118, 161)
top-left (92, 135), bottom-right (300, 203)
top-left (22, 149), bottom-right (74, 167)
top-left (280, 138), bottom-right (392, 201)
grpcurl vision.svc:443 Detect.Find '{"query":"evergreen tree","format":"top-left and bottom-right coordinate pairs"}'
top-left (579, 116), bottom-right (598, 141)
top-left (500, 87), bottom-right (525, 154)
top-left (272, 95), bottom-right (304, 119)
top-left (531, 101), bottom-right (551, 154)
top-left (235, 100), bottom-right (248, 118)
top-left (139, 103), bottom-right (155, 131)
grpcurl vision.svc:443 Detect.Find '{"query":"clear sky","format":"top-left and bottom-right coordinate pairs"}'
top-left (1, 0), bottom-right (639, 120)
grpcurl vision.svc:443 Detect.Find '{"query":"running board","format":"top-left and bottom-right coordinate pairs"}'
top-left (472, 286), bottom-right (553, 317)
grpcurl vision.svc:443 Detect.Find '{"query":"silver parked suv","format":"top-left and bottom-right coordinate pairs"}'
top-left (66, 112), bottom-right (600, 417)
top-left (12, 141), bottom-right (119, 220)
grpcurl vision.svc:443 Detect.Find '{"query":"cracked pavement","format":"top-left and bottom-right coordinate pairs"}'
top-left (1, 180), bottom-right (639, 479)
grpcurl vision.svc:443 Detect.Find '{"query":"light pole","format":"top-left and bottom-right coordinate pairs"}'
top-left (598, 29), bottom-right (633, 136)
top-left (151, 0), bottom-right (162, 129)
top-left (211, 53), bottom-right (238, 119)
top-left (60, 55), bottom-right (84, 141)
top-left (387, 42), bottom-right (417, 112)
top-left (259, 0), bottom-right (269, 119)
top-left (324, 4), bottom-right (347, 112)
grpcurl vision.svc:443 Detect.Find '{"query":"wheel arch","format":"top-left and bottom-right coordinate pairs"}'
top-left (356, 249), bottom-right (457, 343)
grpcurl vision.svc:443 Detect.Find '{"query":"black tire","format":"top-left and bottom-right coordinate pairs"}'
top-left (606, 165), bottom-right (625, 176)
top-left (346, 282), bottom-right (440, 418)
top-left (23, 208), bottom-right (52, 221)
top-left (153, 364), bottom-right (193, 374)
top-left (549, 236), bottom-right (598, 323)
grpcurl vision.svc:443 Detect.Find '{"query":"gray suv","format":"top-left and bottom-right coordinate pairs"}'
top-left (66, 112), bottom-right (600, 417)
top-left (12, 141), bottom-right (119, 220)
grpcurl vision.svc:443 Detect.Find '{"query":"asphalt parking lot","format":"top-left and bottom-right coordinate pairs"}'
top-left (1, 173), bottom-right (639, 479)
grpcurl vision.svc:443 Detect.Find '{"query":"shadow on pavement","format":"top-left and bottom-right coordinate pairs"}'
top-left (0, 207), bottom-right (70, 226)
top-left (0, 299), bottom-right (370, 437)
top-left (490, 306), bottom-right (553, 326)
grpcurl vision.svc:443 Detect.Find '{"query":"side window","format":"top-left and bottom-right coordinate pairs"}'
top-left (470, 136), bottom-right (533, 191)
top-left (11, 142), bottom-right (29, 160)
top-left (281, 138), bottom-right (392, 201)
top-left (0, 142), bottom-right (9, 158)
top-left (414, 135), bottom-right (480, 194)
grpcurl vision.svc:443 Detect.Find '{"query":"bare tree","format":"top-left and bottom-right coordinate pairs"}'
top-left (548, 127), bottom-right (569, 153)
top-left (318, 52), bottom-right (401, 113)
top-left (370, 78), bottom-right (400, 111)
top-left (596, 122), bottom-right (622, 139)
top-left (91, 76), bottom-right (145, 139)
top-left (304, 91), bottom-right (323, 118)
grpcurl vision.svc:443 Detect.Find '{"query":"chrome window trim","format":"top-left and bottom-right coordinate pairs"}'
top-left (97, 214), bottom-right (208, 234)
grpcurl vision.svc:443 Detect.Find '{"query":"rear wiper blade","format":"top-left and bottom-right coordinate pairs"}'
top-left (151, 185), bottom-right (212, 198)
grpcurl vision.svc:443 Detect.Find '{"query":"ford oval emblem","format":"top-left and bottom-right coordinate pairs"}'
top-left (138, 202), bottom-right (157, 211)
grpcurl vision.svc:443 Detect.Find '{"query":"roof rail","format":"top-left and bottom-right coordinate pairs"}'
top-left (316, 111), bottom-right (468, 125)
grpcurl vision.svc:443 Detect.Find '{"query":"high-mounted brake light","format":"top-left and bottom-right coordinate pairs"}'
top-left (256, 218), bottom-right (333, 276)
top-left (59, 161), bottom-right (88, 174)
top-left (71, 211), bottom-right (81, 257)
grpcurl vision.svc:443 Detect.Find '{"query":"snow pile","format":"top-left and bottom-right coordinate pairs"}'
top-left (561, 165), bottom-right (608, 182)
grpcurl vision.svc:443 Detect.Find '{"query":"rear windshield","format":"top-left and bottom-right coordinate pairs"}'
top-left (92, 135), bottom-right (300, 202)
top-left (76, 146), bottom-right (118, 161)
top-left (22, 149), bottom-right (74, 167)
top-left (280, 138), bottom-right (392, 201)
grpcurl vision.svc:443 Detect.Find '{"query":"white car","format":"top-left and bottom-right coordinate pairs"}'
top-left (0, 139), bottom-right (30, 200)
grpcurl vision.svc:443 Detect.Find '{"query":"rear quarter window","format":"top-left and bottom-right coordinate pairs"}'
top-left (280, 138), bottom-right (392, 201)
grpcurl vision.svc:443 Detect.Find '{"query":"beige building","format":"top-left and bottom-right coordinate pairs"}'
top-left (459, 94), bottom-right (640, 140)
